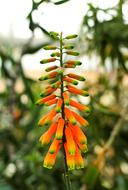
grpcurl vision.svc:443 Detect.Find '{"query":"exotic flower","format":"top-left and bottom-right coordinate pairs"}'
top-left (36, 31), bottom-right (90, 171)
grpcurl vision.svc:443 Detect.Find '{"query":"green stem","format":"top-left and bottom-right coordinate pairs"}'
top-left (60, 32), bottom-right (72, 190)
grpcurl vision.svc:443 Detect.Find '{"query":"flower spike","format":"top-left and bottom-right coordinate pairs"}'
top-left (36, 32), bottom-right (91, 172)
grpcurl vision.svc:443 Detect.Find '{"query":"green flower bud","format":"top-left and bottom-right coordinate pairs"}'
top-left (65, 34), bottom-right (78, 39)
top-left (49, 31), bottom-right (59, 40)
top-left (51, 52), bottom-right (60, 57)
top-left (65, 51), bottom-right (79, 56)
top-left (64, 44), bottom-right (74, 50)
top-left (43, 45), bottom-right (57, 50)
top-left (40, 58), bottom-right (56, 64)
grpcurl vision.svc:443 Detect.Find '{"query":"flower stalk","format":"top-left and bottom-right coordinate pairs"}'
top-left (36, 31), bottom-right (90, 190)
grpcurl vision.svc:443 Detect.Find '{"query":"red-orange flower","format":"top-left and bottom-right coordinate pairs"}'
top-left (71, 110), bottom-right (89, 127)
top-left (70, 99), bottom-right (90, 113)
top-left (63, 91), bottom-right (70, 105)
top-left (64, 107), bottom-right (76, 125)
top-left (66, 84), bottom-right (89, 96)
top-left (68, 122), bottom-right (87, 144)
top-left (65, 127), bottom-right (76, 155)
top-left (75, 145), bottom-right (84, 169)
top-left (64, 143), bottom-right (75, 170)
top-left (39, 122), bottom-right (57, 145)
top-left (55, 118), bottom-right (65, 140)
top-left (55, 98), bottom-right (63, 112)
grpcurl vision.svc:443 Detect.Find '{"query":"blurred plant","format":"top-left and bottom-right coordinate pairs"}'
top-left (36, 32), bottom-right (90, 189)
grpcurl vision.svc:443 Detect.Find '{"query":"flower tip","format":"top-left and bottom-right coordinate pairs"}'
top-left (83, 91), bottom-right (89, 96)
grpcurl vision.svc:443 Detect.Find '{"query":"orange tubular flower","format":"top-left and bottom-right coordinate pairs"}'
top-left (63, 91), bottom-right (70, 105)
top-left (68, 122), bottom-right (87, 144)
top-left (39, 122), bottom-right (57, 145)
top-left (65, 127), bottom-right (76, 155)
top-left (75, 137), bottom-right (88, 153)
top-left (44, 109), bottom-right (57, 125)
top-left (40, 58), bottom-right (56, 64)
top-left (64, 143), bottom-right (75, 170)
top-left (70, 99), bottom-right (90, 113)
top-left (64, 64), bottom-right (76, 68)
top-left (39, 71), bottom-right (58, 81)
top-left (44, 98), bottom-right (58, 106)
top-left (64, 107), bottom-right (76, 125)
top-left (43, 145), bottom-right (60, 169)
top-left (63, 76), bottom-right (78, 85)
top-left (75, 145), bottom-right (84, 169)
top-left (55, 98), bottom-right (63, 112)
top-left (55, 118), bottom-right (65, 140)
top-left (40, 87), bottom-right (57, 97)
top-left (72, 110), bottom-right (89, 127)
top-left (66, 85), bottom-right (89, 96)
top-left (67, 73), bottom-right (85, 81)
top-left (49, 138), bottom-right (61, 154)
top-left (45, 65), bottom-right (58, 72)
top-left (36, 94), bottom-right (56, 105)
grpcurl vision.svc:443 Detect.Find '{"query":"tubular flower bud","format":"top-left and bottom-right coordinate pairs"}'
top-left (51, 81), bottom-right (61, 89)
top-left (38, 114), bottom-right (48, 126)
top-left (66, 85), bottom-right (89, 96)
top-left (65, 51), bottom-right (79, 56)
top-left (71, 111), bottom-right (89, 127)
top-left (75, 145), bottom-right (84, 169)
top-left (39, 122), bottom-right (57, 145)
top-left (45, 65), bottom-right (58, 72)
top-left (64, 107), bottom-right (76, 125)
top-left (44, 109), bottom-right (57, 125)
top-left (70, 99), bottom-right (90, 113)
top-left (64, 143), bottom-right (75, 170)
top-left (43, 45), bottom-right (57, 50)
top-left (63, 76), bottom-right (78, 85)
top-left (65, 60), bottom-right (82, 66)
top-left (65, 127), bottom-right (76, 155)
top-left (67, 73), bottom-right (85, 81)
top-left (40, 87), bottom-right (57, 97)
top-left (55, 98), bottom-right (63, 112)
top-left (43, 146), bottom-right (60, 169)
top-left (36, 94), bottom-right (56, 105)
top-left (49, 31), bottom-right (59, 39)
top-left (40, 58), bottom-right (56, 64)
top-left (51, 52), bottom-right (60, 57)
top-left (55, 118), bottom-right (65, 140)
top-left (44, 98), bottom-right (58, 106)
top-left (63, 91), bottom-right (70, 105)
top-left (75, 137), bottom-right (88, 153)
top-left (64, 64), bottom-right (76, 68)
top-left (39, 71), bottom-right (58, 81)
top-left (68, 122), bottom-right (87, 144)
top-left (65, 34), bottom-right (78, 39)
top-left (49, 138), bottom-right (61, 154)
top-left (64, 44), bottom-right (74, 49)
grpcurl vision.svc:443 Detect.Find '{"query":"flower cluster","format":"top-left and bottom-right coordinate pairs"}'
top-left (36, 32), bottom-right (90, 170)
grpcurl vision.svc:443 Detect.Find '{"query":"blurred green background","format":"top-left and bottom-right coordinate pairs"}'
top-left (0, 0), bottom-right (128, 190)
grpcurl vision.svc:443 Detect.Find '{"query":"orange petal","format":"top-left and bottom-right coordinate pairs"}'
top-left (67, 73), bottom-right (85, 81)
top-left (43, 145), bottom-right (60, 169)
top-left (64, 143), bottom-right (75, 170)
top-left (45, 65), bottom-right (58, 72)
top-left (68, 122), bottom-right (87, 144)
top-left (64, 107), bottom-right (76, 125)
top-left (75, 145), bottom-right (84, 169)
top-left (45, 98), bottom-right (58, 106)
top-left (44, 109), bottom-right (57, 125)
top-left (66, 85), bottom-right (89, 96)
top-left (55, 118), bottom-right (65, 139)
top-left (70, 99), bottom-right (90, 113)
top-left (71, 110), bottom-right (89, 127)
top-left (39, 122), bottom-right (57, 145)
top-left (55, 98), bottom-right (63, 112)
top-left (75, 137), bottom-right (88, 153)
top-left (36, 94), bottom-right (56, 105)
top-left (63, 91), bottom-right (70, 105)
top-left (65, 127), bottom-right (76, 155)
top-left (63, 76), bottom-right (78, 85)
top-left (49, 138), bottom-right (61, 154)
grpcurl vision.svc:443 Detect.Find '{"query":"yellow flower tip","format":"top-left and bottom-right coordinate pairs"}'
top-left (43, 164), bottom-right (53, 169)
top-left (69, 150), bottom-right (76, 155)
